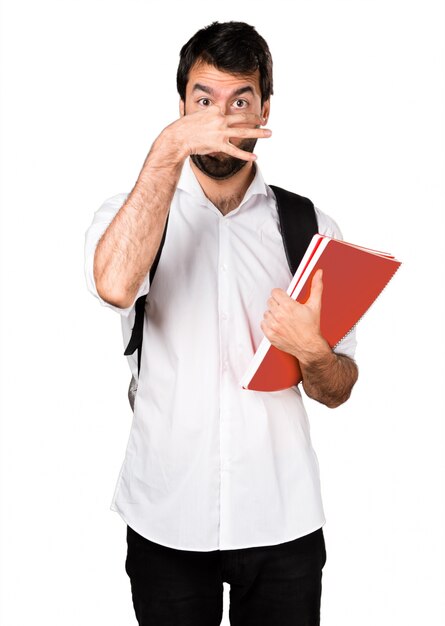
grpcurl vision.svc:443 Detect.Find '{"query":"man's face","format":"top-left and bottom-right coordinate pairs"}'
top-left (180, 61), bottom-right (270, 180)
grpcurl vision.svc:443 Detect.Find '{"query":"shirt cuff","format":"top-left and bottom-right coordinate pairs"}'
top-left (332, 325), bottom-right (358, 360)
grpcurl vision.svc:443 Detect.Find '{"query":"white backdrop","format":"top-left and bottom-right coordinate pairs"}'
top-left (1, 1), bottom-right (444, 624)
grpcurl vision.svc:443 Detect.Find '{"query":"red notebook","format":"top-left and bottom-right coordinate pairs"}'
top-left (240, 234), bottom-right (401, 392)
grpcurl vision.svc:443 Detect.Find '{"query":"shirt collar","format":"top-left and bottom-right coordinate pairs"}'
top-left (177, 157), bottom-right (268, 209)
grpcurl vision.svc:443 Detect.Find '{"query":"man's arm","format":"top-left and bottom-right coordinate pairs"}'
top-left (93, 108), bottom-right (271, 309)
top-left (260, 269), bottom-right (358, 408)
top-left (93, 139), bottom-right (181, 309)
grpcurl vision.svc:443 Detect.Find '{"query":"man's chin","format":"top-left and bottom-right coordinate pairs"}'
top-left (190, 138), bottom-right (257, 180)
top-left (190, 153), bottom-right (248, 180)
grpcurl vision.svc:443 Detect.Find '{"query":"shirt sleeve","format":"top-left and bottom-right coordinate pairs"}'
top-left (84, 193), bottom-right (150, 317)
top-left (314, 206), bottom-right (358, 360)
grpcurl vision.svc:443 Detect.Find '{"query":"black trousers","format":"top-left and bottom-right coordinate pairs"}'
top-left (125, 524), bottom-right (327, 626)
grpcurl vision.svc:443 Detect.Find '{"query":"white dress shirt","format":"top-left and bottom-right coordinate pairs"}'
top-left (84, 158), bottom-right (357, 551)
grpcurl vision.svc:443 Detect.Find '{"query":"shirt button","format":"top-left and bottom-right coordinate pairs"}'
top-left (221, 312), bottom-right (228, 320)
top-left (221, 264), bottom-right (227, 272)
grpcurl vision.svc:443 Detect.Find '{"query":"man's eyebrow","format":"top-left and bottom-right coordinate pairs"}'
top-left (192, 83), bottom-right (214, 95)
top-left (191, 83), bottom-right (255, 97)
top-left (232, 86), bottom-right (255, 97)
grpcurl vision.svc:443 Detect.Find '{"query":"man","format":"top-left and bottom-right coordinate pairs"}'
top-left (85, 20), bottom-right (358, 626)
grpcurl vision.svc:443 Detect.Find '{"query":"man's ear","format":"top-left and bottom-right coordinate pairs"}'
top-left (261, 99), bottom-right (271, 124)
top-left (179, 99), bottom-right (185, 117)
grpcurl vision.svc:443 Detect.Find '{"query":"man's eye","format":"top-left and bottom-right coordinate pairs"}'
top-left (198, 98), bottom-right (211, 106)
top-left (233, 99), bottom-right (248, 108)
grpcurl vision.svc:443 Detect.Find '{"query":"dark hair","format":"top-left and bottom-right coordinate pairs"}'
top-left (177, 21), bottom-right (273, 106)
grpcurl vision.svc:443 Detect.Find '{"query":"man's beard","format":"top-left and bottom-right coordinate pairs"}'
top-left (190, 138), bottom-right (257, 180)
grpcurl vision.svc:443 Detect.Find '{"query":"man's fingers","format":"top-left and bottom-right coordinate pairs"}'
top-left (225, 112), bottom-right (267, 126)
top-left (270, 288), bottom-right (288, 303)
top-left (228, 127), bottom-right (272, 139)
top-left (223, 141), bottom-right (257, 161)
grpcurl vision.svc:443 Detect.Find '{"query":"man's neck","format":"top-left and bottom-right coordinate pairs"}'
top-left (189, 158), bottom-right (256, 216)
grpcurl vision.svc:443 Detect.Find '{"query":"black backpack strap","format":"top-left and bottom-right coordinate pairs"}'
top-left (123, 214), bottom-right (169, 375)
top-left (269, 185), bottom-right (318, 275)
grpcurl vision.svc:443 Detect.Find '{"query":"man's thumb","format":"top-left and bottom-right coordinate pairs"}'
top-left (307, 269), bottom-right (323, 309)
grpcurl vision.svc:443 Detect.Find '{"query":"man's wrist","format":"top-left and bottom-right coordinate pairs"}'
top-left (156, 126), bottom-right (189, 163)
top-left (141, 128), bottom-right (188, 174)
top-left (294, 336), bottom-right (334, 369)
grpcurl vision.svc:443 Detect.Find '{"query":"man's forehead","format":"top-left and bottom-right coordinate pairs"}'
top-left (187, 61), bottom-right (261, 93)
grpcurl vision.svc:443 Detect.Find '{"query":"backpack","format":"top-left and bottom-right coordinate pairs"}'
top-left (124, 185), bottom-right (318, 410)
